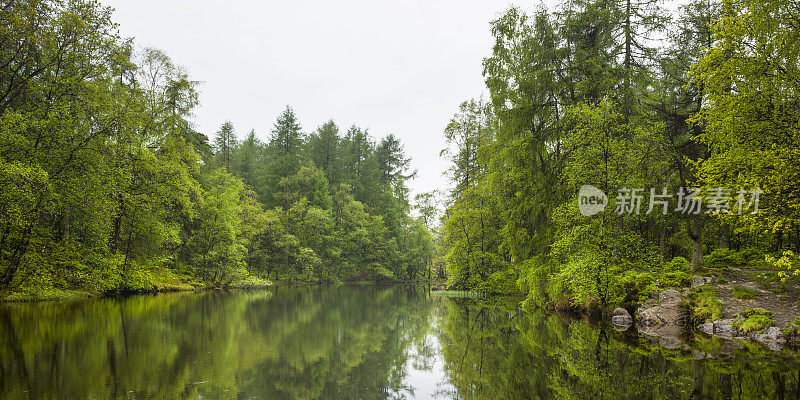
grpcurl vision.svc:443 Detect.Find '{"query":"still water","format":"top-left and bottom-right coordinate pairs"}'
top-left (1, 285), bottom-right (799, 399)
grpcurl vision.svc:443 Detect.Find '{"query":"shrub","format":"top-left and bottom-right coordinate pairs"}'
top-left (731, 286), bottom-right (759, 299)
top-left (662, 271), bottom-right (691, 288)
top-left (732, 308), bottom-right (774, 334)
top-left (610, 270), bottom-right (657, 306)
top-left (703, 248), bottom-right (744, 269)
top-left (665, 256), bottom-right (689, 271)
top-left (782, 316), bottom-right (800, 343)
top-left (738, 247), bottom-right (764, 264)
top-left (686, 287), bottom-right (723, 324)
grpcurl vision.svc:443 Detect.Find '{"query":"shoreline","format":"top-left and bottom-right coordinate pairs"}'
top-left (0, 279), bottom-right (445, 303)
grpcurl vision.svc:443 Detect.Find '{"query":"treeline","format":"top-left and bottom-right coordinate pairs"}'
top-left (0, 0), bottom-right (433, 298)
top-left (210, 111), bottom-right (434, 283)
top-left (440, 0), bottom-right (800, 308)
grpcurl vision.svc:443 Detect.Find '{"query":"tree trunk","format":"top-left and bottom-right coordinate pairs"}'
top-left (688, 216), bottom-right (704, 270)
top-left (718, 224), bottom-right (729, 249)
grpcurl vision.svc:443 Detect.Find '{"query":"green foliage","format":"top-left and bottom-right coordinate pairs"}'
top-left (438, 0), bottom-right (800, 315)
top-left (766, 250), bottom-right (799, 283)
top-left (0, 0), bottom-right (434, 299)
top-left (661, 271), bottom-right (691, 288)
top-left (733, 308), bottom-right (774, 335)
top-left (476, 268), bottom-right (519, 294)
top-left (781, 316), bottom-right (800, 341)
top-left (687, 287), bottom-right (723, 324)
top-left (691, 0), bottom-right (800, 244)
top-left (732, 286), bottom-right (759, 299)
top-left (704, 248), bottom-right (745, 269)
top-left (665, 256), bottom-right (690, 271)
top-left (431, 290), bottom-right (486, 298)
top-left (610, 271), bottom-right (657, 306)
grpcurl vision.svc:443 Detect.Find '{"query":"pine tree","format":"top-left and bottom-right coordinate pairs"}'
top-left (214, 121), bottom-right (237, 169)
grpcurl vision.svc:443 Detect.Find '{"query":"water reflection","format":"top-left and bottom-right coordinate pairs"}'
top-left (439, 299), bottom-right (800, 400)
top-left (0, 286), bottom-right (798, 399)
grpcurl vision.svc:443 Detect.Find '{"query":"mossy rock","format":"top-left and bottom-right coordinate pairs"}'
top-left (733, 308), bottom-right (774, 335)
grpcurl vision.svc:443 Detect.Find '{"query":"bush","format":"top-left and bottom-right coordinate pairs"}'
top-left (732, 308), bottom-right (774, 334)
top-left (731, 286), bottom-right (759, 299)
top-left (738, 247), bottom-right (765, 264)
top-left (686, 287), bottom-right (723, 324)
top-left (229, 276), bottom-right (272, 289)
top-left (782, 316), bottom-right (800, 343)
top-left (661, 271), bottom-right (691, 288)
top-left (610, 271), bottom-right (657, 306)
top-left (703, 248), bottom-right (744, 269)
top-left (665, 256), bottom-right (689, 271)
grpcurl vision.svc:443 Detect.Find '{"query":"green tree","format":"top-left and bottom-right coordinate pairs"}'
top-left (214, 121), bottom-right (237, 169)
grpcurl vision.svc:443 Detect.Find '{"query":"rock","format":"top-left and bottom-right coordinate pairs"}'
top-left (612, 308), bottom-right (633, 326)
top-left (754, 327), bottom-right (785, 343)
top-left (698, 322), bottom-right (714, 335)
top-left (637, 289), bottom-right (686, 343)
top-left (638, 289), bottom-right (684, 327)
top-left (613, 324), bottom-right (631, 332)
top-left (659, 289), bottom-right (682, 306)
top-left (711, 318), bottom-right (734, 339)
top-left (637, 306), bottom-right (667, 327)
top-left (691, 275), bottom-right (705, 288)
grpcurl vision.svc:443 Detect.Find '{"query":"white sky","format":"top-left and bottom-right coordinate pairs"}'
top-left (99, 0), bottom-right (560, 199)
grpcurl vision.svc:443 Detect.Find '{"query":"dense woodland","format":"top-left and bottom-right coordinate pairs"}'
top-left (439, 0), bottom-right (800, 310)
top-left (0, 0), bottom-right (434, 299)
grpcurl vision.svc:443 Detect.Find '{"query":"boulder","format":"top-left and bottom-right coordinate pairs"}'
top-left (710, 318), bottom-right (735, 339)
top-left (659, 289), bottom-right (682, 306)
top-left (637, 289), bottom-right (686, 341)
top-left (691, 275), bottom-right (705, 288)
top-left (754, 327), bottom-right (785, 343)
top-left (637, 306), bottom-right (668, 327)
top-left (698, 322), bottom-right (714, 335)
top-left (613, 323), bottom-right (632, 332)
top-left (611, 308), bottom-right (633, 326)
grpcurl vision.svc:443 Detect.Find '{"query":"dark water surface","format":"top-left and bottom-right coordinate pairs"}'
top-left (1, 285), bottom-right (799, 399)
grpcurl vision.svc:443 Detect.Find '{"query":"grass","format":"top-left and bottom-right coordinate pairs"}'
top-left (2, 287), bottom-right (93, 302)
top-left (661, 271), bottom-right (691, 288)
top-left (687, 286), bottom-right (723, 323)
top-left (732, 308), bottom-right (774, 335)
top-left (229, 276), bottom-right (273, 289)
top-left (732, 286), bottom-right (759, 299)
top-left (431, 290), bottom-right (486, 298)
top-left (782, 316), bottom-right (800, 342)
top-left (2, 272), bottom-right (273, 302)
top-left (749, 271), bottom-right (781, 284)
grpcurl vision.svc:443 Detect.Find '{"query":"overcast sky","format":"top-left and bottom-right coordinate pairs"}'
top-left (99, 0), bottom-right (561, 199)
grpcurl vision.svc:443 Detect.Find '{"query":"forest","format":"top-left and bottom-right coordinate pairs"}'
top-left (439, 0), bottom-right (800, 314)
top-left (0, 0), bottom-right (434, 300)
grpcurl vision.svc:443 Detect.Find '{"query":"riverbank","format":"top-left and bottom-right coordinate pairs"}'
top-left (0, 275), bottom-right (273, 302)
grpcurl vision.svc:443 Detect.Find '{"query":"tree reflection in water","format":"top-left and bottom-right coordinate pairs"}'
top-left (0, 287), bottom-right (798, 399)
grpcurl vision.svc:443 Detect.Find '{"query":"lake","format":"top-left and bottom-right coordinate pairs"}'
top-left (0, 284), bottom-right (798, 399)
